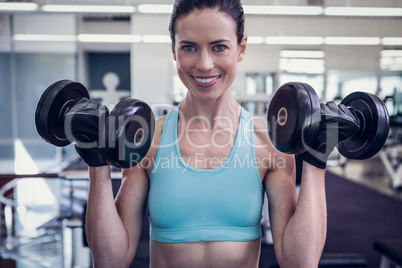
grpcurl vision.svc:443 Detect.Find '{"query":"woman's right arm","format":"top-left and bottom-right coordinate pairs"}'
top-left (86, 164), bottom-right (149, 267)
top-left (86, 114), bottom-right (165, 267)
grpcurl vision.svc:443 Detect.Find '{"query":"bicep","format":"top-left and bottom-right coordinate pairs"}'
top-left (115, 165), bottom-right (149, 257)
top-left (114, 116), bottom-right (164, 248)
top-left (264, 153), bottom-right (297, 250)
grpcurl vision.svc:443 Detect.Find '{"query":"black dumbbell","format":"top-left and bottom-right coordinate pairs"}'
top-left (267, 82), bottom-right (390, 159)
top-left (35, 79), bottom-right (155, 168)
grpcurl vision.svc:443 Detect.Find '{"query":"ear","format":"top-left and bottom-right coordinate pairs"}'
top-left (237, 36), bottom-right (247, 63)
top-left (172, 43), bottom-right (177, 61)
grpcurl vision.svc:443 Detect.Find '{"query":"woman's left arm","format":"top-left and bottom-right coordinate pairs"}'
top-left (254, 116), bottom-right (326, 267)
top-left (264, 154), bottom-right (327, 268)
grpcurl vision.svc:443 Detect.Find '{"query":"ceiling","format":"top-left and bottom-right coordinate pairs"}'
top-left (2, 0), bottom-right (402, 9)
top-left (16, 0), bottom-right (402, 7)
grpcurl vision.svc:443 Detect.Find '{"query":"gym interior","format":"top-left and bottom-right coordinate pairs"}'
top-left (0, 0), bottom-right (402, 267)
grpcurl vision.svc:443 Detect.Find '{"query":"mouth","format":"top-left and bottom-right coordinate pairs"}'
top-left (192, 75), bottom-right (221, 86)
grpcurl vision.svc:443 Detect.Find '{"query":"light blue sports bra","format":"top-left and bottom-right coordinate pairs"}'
top-left (148, 105), bottom-right (264, 243)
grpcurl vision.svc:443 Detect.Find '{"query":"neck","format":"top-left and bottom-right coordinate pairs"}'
top-left (179, 90), bottom-right (241, 127)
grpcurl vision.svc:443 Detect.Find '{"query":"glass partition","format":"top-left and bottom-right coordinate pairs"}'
top-left (0, 53), bottom-right (76, 174)
top-left (0, 53), bottom-right (13, 160)
top-left (278, 73), bottom-right (324, 100)
top-left (326, 70), bottom-right (378, 102)
top-left (381, 71), bottom-right (402, 116)
top-left (242, 73), bottom-right (274, 116)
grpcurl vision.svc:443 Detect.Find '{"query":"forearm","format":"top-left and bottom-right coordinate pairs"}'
top-left (86, 166), bottom-right (133, 267)
top-left (280, 163), bottom-right (327, 267)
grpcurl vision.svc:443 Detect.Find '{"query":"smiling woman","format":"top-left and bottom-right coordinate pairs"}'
top-left (84, 1), bottom-right (327, 268)
top-left (172, 9), bottom-right (247, 102)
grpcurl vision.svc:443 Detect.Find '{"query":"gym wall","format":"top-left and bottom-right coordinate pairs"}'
top-left (0, 11), bottom-right (401, 166)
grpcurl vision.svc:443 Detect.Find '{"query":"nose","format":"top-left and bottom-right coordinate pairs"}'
top-left (196, 50), bottom-right (214, 72)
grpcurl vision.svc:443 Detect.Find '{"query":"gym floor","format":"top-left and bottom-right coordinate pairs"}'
top-left (328, 156), bottom-right (402, 201)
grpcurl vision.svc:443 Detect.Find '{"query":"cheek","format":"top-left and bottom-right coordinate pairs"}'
top-left (221, 56), bottom-right (238, 74)
top-left (175, 62), bottom-right (186, 78)
top-left (176, 61), bottom-right (192, 84)
top-left (176, 55), bottom-right (191, 72)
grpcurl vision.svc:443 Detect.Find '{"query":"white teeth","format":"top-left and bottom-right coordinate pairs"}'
top-left (194, 76), bottom-right (219, 84)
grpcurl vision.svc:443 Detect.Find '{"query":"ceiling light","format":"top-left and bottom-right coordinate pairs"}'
top-left (243, 5), bottom-right (323, 15)
top-left (382, 38), bottom-right (402, 46)
top-left (137, 4), bottom-right (173, 13)
top-left (324, 7), bottom-right (402, 17)
top-left (280, 50), bottom-right (325, 58)
top-left (380, 57), bottom-right (402, 70)
top-left (279, 58), bottom-right (325, 74)
top-left (142, 35), bottom-right (171, 43)
top-left (266, 36), bottom-right (324, 45)
top-left (381, 65), bottom-right (402, 71)
top-left (325, 37), bottom-right (381, 45)
top-left (14, 34), bottom-right (77, 42)
top-left (379, 51), bottom-right (402, 71)
top-left (42, 5), bottom-right (135, 13)
top-left (381, 50), bottom-right (402, 57)
top-left (78, 34), bottom-right (141, 43)
top-left (279, 58), bottom-right (325, 67)
top-left (247, 36), bottom-right (265, 44)
top-left (0, 2), bottom-right (38, 11)
top-left (381, 57), bottom-right (402, 65)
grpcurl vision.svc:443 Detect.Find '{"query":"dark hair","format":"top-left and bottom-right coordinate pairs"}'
top-left (169, 0), bottom-right (245, 45)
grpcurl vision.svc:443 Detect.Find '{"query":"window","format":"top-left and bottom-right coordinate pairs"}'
top-left (0, 53), bottom-right (76, 172)
top-left (326, 70), bottom-right (377, 101)
top-left (381, 71), bottom-right (402, 115)
top-left (279, 73), bottom-right (324, 100)
top-left (241, 73), bottom-right (274, 116)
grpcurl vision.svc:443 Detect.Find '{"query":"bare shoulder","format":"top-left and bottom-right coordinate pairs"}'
top-left (148, 114), bottom-right (168, 158)
top-left (251, 115), bottom-right (271, 152)
top-left (251, 115), bottom-right (295, 181)
top-left (252, 115), bottom-right (292, 158)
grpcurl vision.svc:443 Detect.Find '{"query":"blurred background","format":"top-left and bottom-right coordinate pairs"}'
top-left (0, 0), bottom-right (401, 267)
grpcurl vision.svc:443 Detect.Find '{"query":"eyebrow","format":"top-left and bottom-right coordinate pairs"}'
top-left (179, 39), bottom-right (231, 45)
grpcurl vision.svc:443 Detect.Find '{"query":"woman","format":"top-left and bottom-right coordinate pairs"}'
top-left (84, 0), bottom-right (327, 267)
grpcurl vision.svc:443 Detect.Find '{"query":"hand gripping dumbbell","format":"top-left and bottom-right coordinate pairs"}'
top-left (267, 82), bottom-right (390, 160)
top-left (35, 79), bottom-right (155, 168)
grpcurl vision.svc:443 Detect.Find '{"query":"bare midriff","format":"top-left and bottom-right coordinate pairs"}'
top-left (150, 238), bottom-right (261, 268)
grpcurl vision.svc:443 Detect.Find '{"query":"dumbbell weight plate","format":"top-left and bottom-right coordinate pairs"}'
top-left (35, 80), bottom-right (89, 147)
top-left (267, 82), bottom-right (321, 154)
top-left (337, 92), bottom-right (390, 159)
top-left (102, 98), bottom-right (155, 168)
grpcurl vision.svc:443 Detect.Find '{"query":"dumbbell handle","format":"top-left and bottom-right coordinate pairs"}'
top-left (63, 98), bottom-right (109, 147)
top-left (346, 106), bottom-right (366, 139)
top-left (318, 101), bottom-right (361, 144)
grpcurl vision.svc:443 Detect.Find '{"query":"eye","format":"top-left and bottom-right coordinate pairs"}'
top-left (182, 45), bottom-right (195, 52)
top-left (214, 45), bottom-right (226, 52)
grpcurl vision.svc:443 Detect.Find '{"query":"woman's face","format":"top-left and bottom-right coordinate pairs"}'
top-left (172, 8), bottom-right (247, 102)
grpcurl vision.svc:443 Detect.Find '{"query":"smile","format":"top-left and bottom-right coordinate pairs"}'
top-left (192, 75), bottom-right (221, 85)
